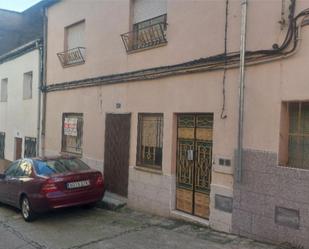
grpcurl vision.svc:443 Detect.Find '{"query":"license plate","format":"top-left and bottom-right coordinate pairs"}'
top-left (67, 180), bottom-right (90, 189)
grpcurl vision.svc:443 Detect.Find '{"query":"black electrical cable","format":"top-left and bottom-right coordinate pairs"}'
top-left (46, 0), bottom-right (309, 92)
top-left (220, 0), bottom-right (229, 120)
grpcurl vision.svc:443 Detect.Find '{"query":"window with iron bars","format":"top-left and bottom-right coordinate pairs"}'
top-left (24, 137), bottom-right (36, 158)
top-left (121, 14), bottom-right (167, 53)
top-left (62, 113), bottom-right (83, 155)
top-left (0, 132), bottom-right (5, 159)
top-left (280, 102), bottom-right (309, 169)
top-left (57, 20), bottom-right (86, 67)
top-left (136, 113), bottom-right (163, 170)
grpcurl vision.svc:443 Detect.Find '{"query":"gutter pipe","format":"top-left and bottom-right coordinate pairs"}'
top-left (41, 7), bottom-right (48, 156)
top-left (236, 0), bottom-right (248, 183)
top-left (36, 40), bottom-right (43, 156)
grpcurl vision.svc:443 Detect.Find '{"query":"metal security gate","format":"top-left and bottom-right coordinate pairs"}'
top-left (104, 114), bottom-right (131, 197)
top-left (0, 132), bottom-right (5, 159)
top-left (176, 114), bottom-right (213, 219)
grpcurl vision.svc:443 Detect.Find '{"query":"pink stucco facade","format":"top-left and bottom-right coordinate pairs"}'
top-left (44, 0), bottom-right (309, 246)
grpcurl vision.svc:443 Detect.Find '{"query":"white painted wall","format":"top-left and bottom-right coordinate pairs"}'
top-left (0, 49), bottom-right (40, 161)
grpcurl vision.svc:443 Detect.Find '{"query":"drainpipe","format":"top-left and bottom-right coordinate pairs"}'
top-left (36, 40), bottom-right (43, 157)
top-left (41, 7), bottom-right (48, 157)
top-left (236, 0), bottom-right (248, 183)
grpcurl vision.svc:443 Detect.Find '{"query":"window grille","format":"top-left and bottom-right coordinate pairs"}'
top-left (58, 20), bottom-right (86, 67)
top-left (62, 113), bottom-right (83, 155)
top-left (121, 14), bottom-right (167, 53)
top-left (136, 113), bottom-right (163, 169)
top-left (288, 102), bottom-right (309, 169)
top-left (24, 137), bottom-right (36, 158)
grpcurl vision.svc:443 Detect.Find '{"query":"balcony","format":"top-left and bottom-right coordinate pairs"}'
top-left (121, 15), bottom-right (167, 53)
top-left (57, 47), bottom-right (86, 68)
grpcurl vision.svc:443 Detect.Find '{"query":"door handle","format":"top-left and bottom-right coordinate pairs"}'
top-left (187, 150), bottom-right (194, 161)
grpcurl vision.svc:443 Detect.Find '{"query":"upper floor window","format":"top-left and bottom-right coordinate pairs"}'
top-left (57, 20), bottom-right (86, 68)
top-left (121, 0), bottom-right (167, 53)
top-left (23, 71), bottom-right (32, 100)
top-left (0, 78), bottom-right (8, 102)
top-left (279, 102), bottom-right (309, 169)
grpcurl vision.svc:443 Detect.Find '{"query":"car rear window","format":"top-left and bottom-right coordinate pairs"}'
top-left (34, 158), bottom-right (90, 176)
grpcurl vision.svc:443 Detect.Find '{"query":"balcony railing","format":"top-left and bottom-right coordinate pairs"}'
top-left (57, 47), bottom-right (86, 68)
top-left (121, 22), bottom-right (167, 53)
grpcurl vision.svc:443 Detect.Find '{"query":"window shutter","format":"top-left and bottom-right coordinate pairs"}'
top-left (66, 21), bottom-right (85, 50)
top-left (133, 0), bottom-right (167, 24)
top-left (0, 78), bottom-right (8, 102)
top-left (23, 72), bottom-right (32, 100)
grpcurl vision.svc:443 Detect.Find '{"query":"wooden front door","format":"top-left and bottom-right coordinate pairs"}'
top-left (104, 114), bottom-right (131, 197)
top-left (176, 114), bottom-right (213, 219)
top-left (15, 138), bottom-right (22, 160)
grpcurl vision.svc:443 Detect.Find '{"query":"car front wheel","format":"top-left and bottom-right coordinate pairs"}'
top-left (21, 196), bottom-right (36, 222)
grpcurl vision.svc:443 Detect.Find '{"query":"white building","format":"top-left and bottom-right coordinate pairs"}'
top-left (0, 40), bottom-right (42, 161)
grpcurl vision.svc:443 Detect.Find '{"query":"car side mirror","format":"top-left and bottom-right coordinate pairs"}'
top-left (0, 173), bottom-right (5, 179)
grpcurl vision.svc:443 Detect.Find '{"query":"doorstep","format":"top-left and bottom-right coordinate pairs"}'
top-left (99, 191), bottom-right (127, 210)
top-left (170, 210), bottom-right (210, 227)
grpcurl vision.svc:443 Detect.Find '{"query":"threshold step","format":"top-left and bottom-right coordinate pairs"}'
top-left (99, 191), bottom-right (127, 210)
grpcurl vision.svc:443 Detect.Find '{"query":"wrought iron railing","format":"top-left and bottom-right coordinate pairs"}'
top-left (121, 22), bottom-right (167, 53)
top-left (57, 47), bottom-right (86, 67)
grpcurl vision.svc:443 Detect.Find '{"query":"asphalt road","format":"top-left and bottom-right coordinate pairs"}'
top-left (0, 204), bottom-right (277, 249)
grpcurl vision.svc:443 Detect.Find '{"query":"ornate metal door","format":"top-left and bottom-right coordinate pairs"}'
top-left (176, 114), bottom-right (213, 219)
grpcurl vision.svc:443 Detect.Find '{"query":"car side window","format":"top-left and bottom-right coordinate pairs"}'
top-left (5, 162), bottom-right (20, 177)
top-left (16, 160), bottom-right (33, 177)
top-left (15, 165), bottom-right (25, 177)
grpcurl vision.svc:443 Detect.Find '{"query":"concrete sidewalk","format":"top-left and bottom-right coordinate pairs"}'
top-left (0, 203), bottom-right (284, 249)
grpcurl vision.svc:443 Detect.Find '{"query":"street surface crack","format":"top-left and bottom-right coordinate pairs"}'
top-left (65, 224), bottom-right (152, 249)
top-left (0, 220), bottom-right (48, 249)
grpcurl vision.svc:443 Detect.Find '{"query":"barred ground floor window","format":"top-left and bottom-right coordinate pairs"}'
top-left (280, 102), bottom-right (309, 169)
top-left (136, 113), bottom-right (163, 170)
top-left (62, 113), bottom-right (83, 155)
top-left (24, 137), bottom-right (36, 158)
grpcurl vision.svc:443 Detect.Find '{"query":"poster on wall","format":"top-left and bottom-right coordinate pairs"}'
top-left (64, 117), bottom-right (78, 136)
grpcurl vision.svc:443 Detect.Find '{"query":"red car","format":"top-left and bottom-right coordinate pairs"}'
top-left (0, 156), bottom-right (105, 222)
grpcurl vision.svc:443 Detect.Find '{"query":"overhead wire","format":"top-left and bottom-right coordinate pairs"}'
top-left (46, 0), bottom-right (309, 92)
top-left (220, 0), bottom-right (229, 120)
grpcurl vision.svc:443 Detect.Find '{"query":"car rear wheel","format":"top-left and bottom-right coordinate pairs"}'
top-left (21, 196), bottom-right (36, 222)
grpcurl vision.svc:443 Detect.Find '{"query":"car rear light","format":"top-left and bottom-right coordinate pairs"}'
top-left (96, 174), bottom-right (104, 186)
top-left (41, 179), bottom-right (58, 194)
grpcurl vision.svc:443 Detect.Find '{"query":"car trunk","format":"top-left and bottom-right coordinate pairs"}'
top-left (48, 170), bottom-right (100, 192)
